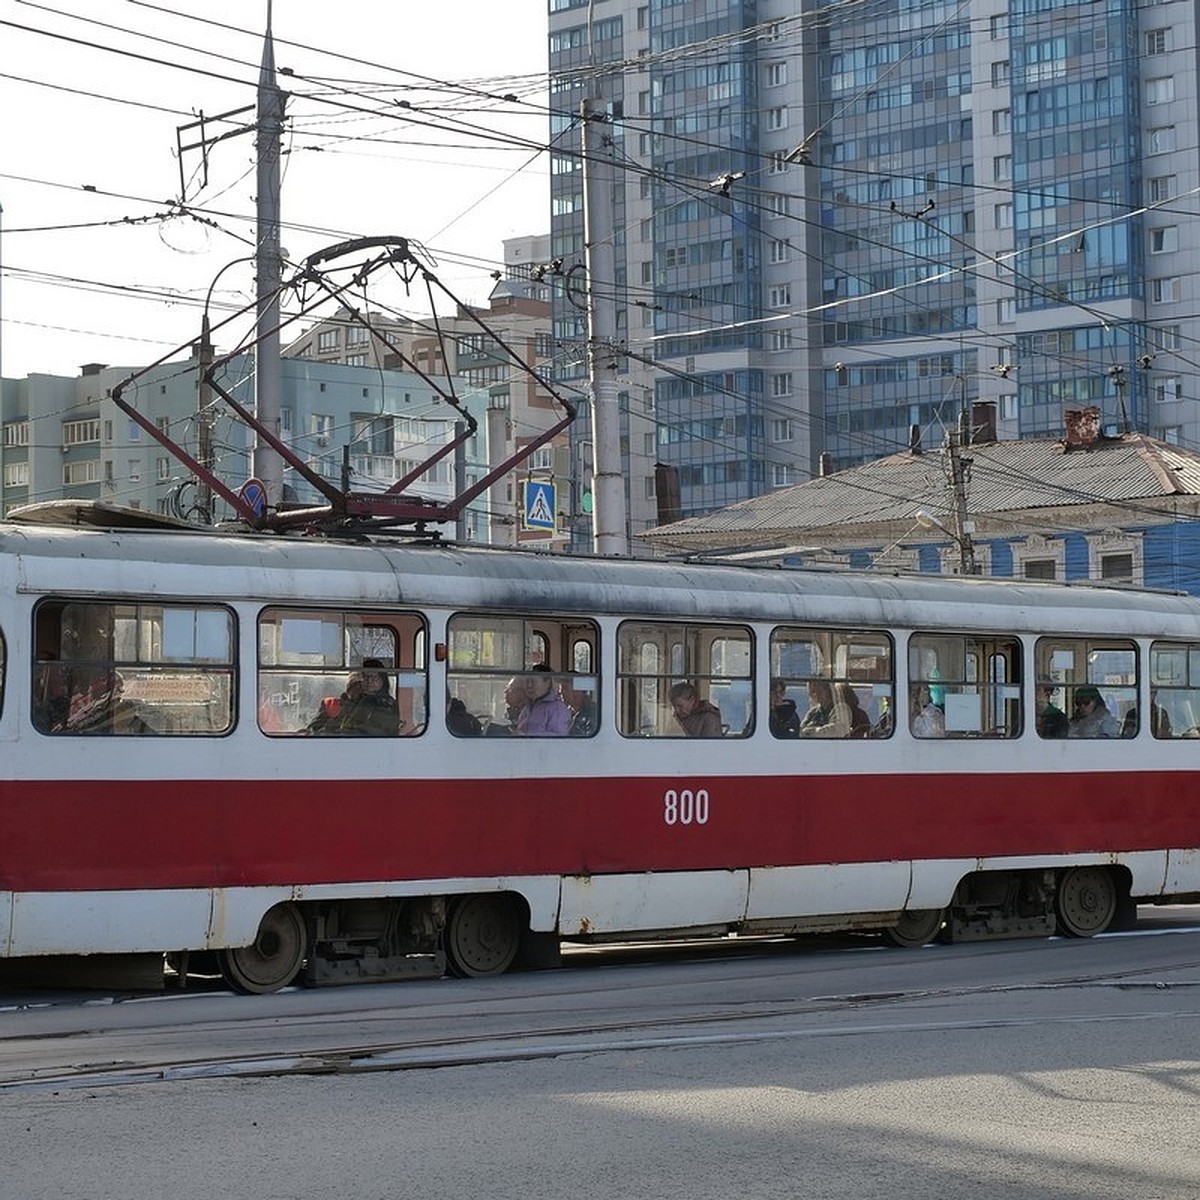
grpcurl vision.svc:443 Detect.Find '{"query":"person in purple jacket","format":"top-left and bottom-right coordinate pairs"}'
top-left (517, 664), bottom-right (571, 736)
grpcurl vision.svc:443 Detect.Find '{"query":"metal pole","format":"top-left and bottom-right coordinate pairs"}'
top-left (254, 2), bottom-right (284, 505)
top-left (196, 314), bottom-right (215, 521)
top-left (582, 96), bottom-right (627, 556)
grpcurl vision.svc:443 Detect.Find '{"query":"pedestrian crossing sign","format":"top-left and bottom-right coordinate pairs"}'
top-left (522, 480), bottom-right (557, 531)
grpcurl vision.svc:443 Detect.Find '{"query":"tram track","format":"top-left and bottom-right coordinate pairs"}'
top-left (3, 961), bottom-right (1198, 1096)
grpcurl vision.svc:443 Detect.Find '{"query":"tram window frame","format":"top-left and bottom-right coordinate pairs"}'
top-left (31, 598), bottom-right (236, 736)
top-left (616, 620), bottom-right (753, 738)
top-left (770, 627), bottom-right (893, 739)
top-left (445, 613), bottom-right (599, 738)
top-left (257, 607), bottom-right (428, 738)
top-left (1034, 637), bottom-right (1137, 739)
top-left (909, 632), bottom-right (1023, 739)
top-left (1148, 641), bottom-right (1200, 738)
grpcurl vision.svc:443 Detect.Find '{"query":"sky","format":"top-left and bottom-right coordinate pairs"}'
top-left (0, 0), bottom-right (551, 379)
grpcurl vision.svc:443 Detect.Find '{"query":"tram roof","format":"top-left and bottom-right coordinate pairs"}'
top-left (2, 520), bottom-right (1197, 638)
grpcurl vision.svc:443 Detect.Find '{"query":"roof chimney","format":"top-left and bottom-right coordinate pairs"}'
top-left (972, 402), bottom-right (997, 444)
top-left (818, 452), bottom-right (833, 477)
top-left (909, 423), bottom-right (922, 454)
top-left (1064, 405), bottom-right (1101, 450)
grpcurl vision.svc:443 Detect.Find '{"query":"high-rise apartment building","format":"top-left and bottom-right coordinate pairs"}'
top-left (548, 0), bottom-right (1199, 523)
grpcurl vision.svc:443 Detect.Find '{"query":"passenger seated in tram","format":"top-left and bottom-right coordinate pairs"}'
top-left (798, 680), bottom-right (836, 735)
top-left (768, 679), bottom-right (800, 738)
top-left (446, 697), bottom-right (483, 737)
top-left (558, 677), bottom-right (599, 737)
top-left (1035, 677), bottom-right (1069, 738)
top-left (32, 656), bottom-right (71, 733)
top-left (669, 681), bottom-right (723, 737)
top-left (61, 668), bottom-right (150, 735)
top-left (306, 659), bottom-right (400, 736)
top-left (870, 695), bottom-right (894, 738)
top-left (517, 664), bottom-right (571, 736)
top-left (484, 675), bottom-right (527, 736)
top-left (909, 683), bottom-right (945, 738)
top-left (1068, 685), bottom-right (1120, 738)
top-left (836, 683), bottom-right (871, 738)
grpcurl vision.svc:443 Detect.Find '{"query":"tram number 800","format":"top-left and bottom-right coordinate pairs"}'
top-left (663, 788), bottom-right (710, 826)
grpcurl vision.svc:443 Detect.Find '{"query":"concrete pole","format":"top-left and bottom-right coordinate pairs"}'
top-left (582, 96), bottom-right (628, 556)
top-left (254, 2), bottom-right (284, 504)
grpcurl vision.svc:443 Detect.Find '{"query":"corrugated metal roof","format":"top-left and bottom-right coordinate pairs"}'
top-left (643, 433), bottom-right (1200, 544)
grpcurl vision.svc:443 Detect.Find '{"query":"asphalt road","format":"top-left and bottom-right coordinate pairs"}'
top-left (2, 911), bottom-right (1199, 1199)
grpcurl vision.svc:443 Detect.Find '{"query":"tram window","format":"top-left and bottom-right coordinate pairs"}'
top-left (1148, 642), bottom-right (1200, 738)
top-left (617, 621), bottom-right (752, 738)
top-left (445, 613), bottom-right (599, 737)
top-left (909, 632), bottom-right (1022, 738)
top-left (1035, 638), bottom-right (1136, 739)
top-left (32, 599), bottom-right (235, 736)
top-left (771, 628), bottom-right (892, 739)
top-left (258, 608), bottom-right (427, 737)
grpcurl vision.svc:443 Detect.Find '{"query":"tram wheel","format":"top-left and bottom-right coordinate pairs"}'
top-left (444, 893), bottom-right (523, 978)
top-left (883, 907), bottom-right (946, 948)
top-left (217, 902), bottom-right (308, 994)
top-left (1055, 867), bottom-right (1117, 938)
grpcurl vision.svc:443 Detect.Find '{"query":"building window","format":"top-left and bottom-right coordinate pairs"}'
top-left (771, 373), bottom-right (793, 397)
top-left (1150, 227), bottom-right (1178, 254)
top-left (63, 461), bottom-right (100, 485)
top-left (994, 202), bottom-right (1013, 229)
top-left (316, 330), bottom-right (339, 353)
top-left (771, 418), bottom-right (794, 442)
top-left (993, 155), bottom-right (1012, 181)
top-left (768, 328), bottom-right (793, 352)
top-left (769, 239), bottom-right (790, 264)
top-left (4, 462), bottom-right (29, 488)
top-left (993, 108), bottom-right (1011, 136)
top-left (1148, 126), bottom-right (1175, 153)
top-left (1087, 531), bottom-right (1143, 586)
top-left (345, 353), bottom-right (368, 367)
top-left (4, 421), bottom-right (30, 448)
top-left (768, 151), bottom-right (789, 175)
top-left (999, 394), bottom-right (1018, 421)
top-left (766, 106), bottom-right (788, 131)
top-left (767, 193), bottom-right (789, 218)
top-left (765, 62), bottom-right (786, 87)
top-left (1152, 278), bottom-right (1182, 304)
top-left (990, 14), bottom-right (1008, 38)
top-left (768, 284), bottom-right (791, 308)
top-left (1154, 377), bottom-right (1183, 404)
top-left (1154, 325), bottom-right (1182, 351)
top-left (156, 457), bottom-right (170, 481)
top-left (1013, 535), bottom-right (1064, 581)
top-left (345, 325), bottom-right (368, 346)
top-left (62, 419), bottom-right (101, 447)
top-left (1148, 175), bottom-right (1177, 203)
top-left (1146, 28), bottom-right (1170, 54)
top-left (1147, 77), bottom-right (1175, 105)
top-left (128, 459), bottom-right (142, 484)
top-left (997, 298), bottom-right (1016, 324)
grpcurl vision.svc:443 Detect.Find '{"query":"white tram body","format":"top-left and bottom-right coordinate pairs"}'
top-left (2, 521), bottom-right (1199, 991)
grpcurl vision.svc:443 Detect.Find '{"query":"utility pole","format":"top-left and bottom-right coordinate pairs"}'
top-left (582, 96), bottom-right (628, 556)
top-left (945, 422), bottom-right (978, 575)
top-left (196, 314), bottom-right (215, 521)
top-left (254, 2), bottom-right (285, 506)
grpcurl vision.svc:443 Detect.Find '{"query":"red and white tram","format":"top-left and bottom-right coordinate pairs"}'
top-left (3, 516), bottom-right (1199, 992)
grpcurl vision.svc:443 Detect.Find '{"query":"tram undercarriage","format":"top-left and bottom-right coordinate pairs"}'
top-left (162, 863), bottom-right (1143, 995)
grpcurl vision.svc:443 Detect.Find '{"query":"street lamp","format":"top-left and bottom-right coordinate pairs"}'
top-left (916, 508), bottom-right (979, 575)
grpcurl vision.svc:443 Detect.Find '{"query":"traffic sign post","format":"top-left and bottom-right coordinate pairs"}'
top-left (522, 480), bottom-right (557, 535)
